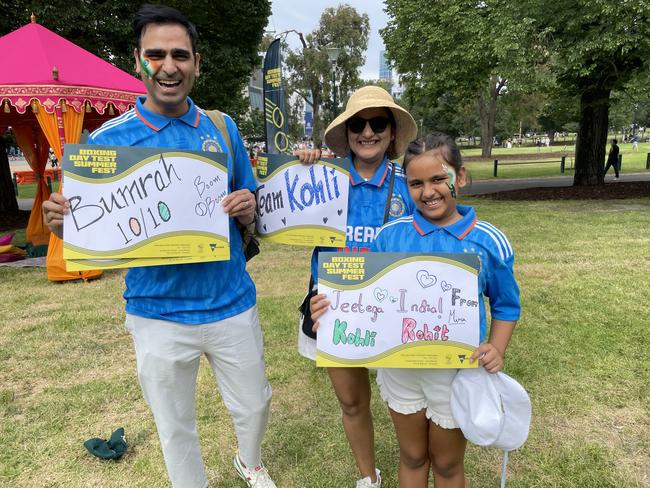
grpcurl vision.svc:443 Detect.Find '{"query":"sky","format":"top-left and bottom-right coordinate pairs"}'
top-left (266, 0), bottom-right (390, 80)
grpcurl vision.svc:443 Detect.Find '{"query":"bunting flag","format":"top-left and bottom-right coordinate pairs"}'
top-left (263, 38), bottom-right (290, 154)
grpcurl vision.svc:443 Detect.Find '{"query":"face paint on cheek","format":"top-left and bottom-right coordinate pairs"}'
top-left (139, 54), bottom-right (160, 79)
top-left (442, 164), bottom-right (457, 199)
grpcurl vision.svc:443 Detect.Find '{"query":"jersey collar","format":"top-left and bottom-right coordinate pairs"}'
top-left (412, 204), bottom-right (477, 240)
top-left (349, 154), bottom-right (390, 187)
top-left (134, 96), bottom-right (200, 132)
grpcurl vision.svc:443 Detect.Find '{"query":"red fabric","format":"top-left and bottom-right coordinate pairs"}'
top-left (0, 21), bottom-right (145, 114)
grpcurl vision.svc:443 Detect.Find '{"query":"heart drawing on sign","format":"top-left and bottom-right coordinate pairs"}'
top-left (262, 224), bottom-right (267, 231)
top-left (337, 209), bottom-right (343, 216)
top-left (373, 288), bottom-right (388, 302)
top-left (441, 281), bottom-right (452, 292)
top-left (416, 270), bottom-right (437, 288)
top-left (323, 217), bottom-right (328, 224)
top-left (389, 296), bottom-right (398, 303)
top-left (281, 217), bottom-right (287, 226)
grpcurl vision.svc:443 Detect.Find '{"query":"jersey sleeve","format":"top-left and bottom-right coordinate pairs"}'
top-left (224, 114), bottom-right (256, 193)
top-left (484, 243), bottom-right (521, 322)
top-left (370, 225), bottom-right (389, 252)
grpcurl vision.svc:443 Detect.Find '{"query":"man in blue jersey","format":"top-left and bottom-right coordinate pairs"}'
top-left (42, 5), bottom-right (275, 488)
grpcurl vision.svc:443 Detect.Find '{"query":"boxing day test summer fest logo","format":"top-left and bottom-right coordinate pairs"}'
top-left (62, 144), bottom-right (230, 271)
top-left (255, 154), bottom-right (349, 248)
top-left (317, 252), bottom-right (481, 369)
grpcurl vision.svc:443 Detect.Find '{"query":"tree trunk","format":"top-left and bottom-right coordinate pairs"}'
top-left (0, 140), bottom-right (19, 213)
top-left (477, 78), bottom-right (500, 158)
top-left (574, 87), bottom-right (611, 186)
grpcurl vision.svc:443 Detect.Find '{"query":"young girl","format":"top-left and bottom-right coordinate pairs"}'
top-left (311, 132), bottom-right (520, 487)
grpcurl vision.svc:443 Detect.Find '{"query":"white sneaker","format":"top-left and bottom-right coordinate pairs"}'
top-left (614, 177), bottom-right (620, 180)
top-left (356, 468), bottom-right (381, 488)
top-left (234, 453), bottom-right (277, 488)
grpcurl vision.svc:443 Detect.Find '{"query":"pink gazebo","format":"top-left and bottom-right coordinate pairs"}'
top-left (0, 15), bottom-right (145, 281)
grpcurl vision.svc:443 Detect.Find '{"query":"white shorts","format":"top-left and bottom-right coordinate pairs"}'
top-left (376, 368), bottom-right (459, 429)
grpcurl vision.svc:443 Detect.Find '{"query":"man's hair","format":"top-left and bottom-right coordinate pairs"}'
top-left (134, 4), bottom-right (198, 53)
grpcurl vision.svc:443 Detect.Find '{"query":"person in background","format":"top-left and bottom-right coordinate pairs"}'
top-left (604, 138), bottom-right (620, 180)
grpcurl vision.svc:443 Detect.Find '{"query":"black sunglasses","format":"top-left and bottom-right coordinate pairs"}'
top-left (347, 116), bottom-right (391, 134)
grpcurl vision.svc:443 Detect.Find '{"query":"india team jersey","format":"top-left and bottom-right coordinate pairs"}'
top-left (310, 155), bottom-right (415, 281)
top-left (371, 205), bottom-right (520, 341)
top-left (87, 96), bottom-right (256, 324)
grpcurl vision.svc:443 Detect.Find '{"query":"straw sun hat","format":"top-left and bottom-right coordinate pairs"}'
top-left (324, 85), bottom-right (417, 159)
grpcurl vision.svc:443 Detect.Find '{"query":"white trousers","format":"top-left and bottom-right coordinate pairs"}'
top-left (126, 307), bottom-right (272, 488)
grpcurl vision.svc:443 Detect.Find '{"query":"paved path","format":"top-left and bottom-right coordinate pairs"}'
top-left (464, 172), bottom-right (650, 195)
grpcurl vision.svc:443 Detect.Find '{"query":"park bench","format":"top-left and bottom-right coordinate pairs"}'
top-left (492, 156), bottom-right (572, 177)
top-left (12, 168), bottom-right (61, 192)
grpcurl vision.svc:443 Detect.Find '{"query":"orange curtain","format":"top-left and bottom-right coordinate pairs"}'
top-left (43, 104), bottom-right (102, 282)
top-left (12, 124), bottom-right (51, 246)
top-left (63, 107), bottom-right (84, 144)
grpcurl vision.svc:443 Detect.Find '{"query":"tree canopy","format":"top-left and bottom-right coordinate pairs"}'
top-left (383, 0), bottom-right (650, 185)
top-left (382, 0), bottom-right (542, 157)
top-left (1, 0), bottom-right (270, 118)
top-left (283, 4), bottom-right (370, 146)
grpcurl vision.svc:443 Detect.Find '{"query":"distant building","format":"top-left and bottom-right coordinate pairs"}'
top-left (379, 51), bottom-right (392, 82)
top-left (304, 93), bottom-right (313, 137)
top-left (248, 67), bottom-right (264, 112)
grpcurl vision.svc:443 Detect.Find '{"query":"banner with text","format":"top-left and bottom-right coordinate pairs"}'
top-left (263, 38), bottom-right (290, 154)
top-left (255, 153), bottom-right (349, 247)
top-left (316, 252), bottom-right (481, 368)
top-left (62, 144), bottom-right (230, 264)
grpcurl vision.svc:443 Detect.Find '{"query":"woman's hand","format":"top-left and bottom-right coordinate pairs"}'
top-left (309, 293), bottom-right (330, 332)
top-left (293, 148), bottom-right (322, 165)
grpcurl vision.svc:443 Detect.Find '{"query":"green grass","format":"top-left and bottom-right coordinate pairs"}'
top-left (14, 181), bottom-right (60, 199)
top-left (1, 196), bottom-right (648, 487)
top-left (462, 142), bottom-right (650, 180)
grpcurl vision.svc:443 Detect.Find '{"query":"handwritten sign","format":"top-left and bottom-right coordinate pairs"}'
top-left (316, 252), bottom-right (481, 368)
top-left (255, 154), bottom-right (349, 247)
top-left (62, 144), bottom-right (230, 262)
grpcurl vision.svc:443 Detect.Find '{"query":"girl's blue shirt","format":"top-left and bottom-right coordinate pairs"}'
top-left (371, 205), bottom-right (520, 341)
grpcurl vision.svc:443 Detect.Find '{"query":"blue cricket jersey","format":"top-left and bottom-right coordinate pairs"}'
top-left (310, 155), bottom-right (415, 281)
top-left (371, 205), bottom-right (520, 341)
top-left (87, 96), bottom-right (256, 324)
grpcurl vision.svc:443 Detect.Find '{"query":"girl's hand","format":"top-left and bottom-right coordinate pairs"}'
top-left (293, 148), bottom-right (321, 164)
top-left (470, 343), bottom-right (504, 373)
top-left (309, 293), bottom-right (330, 332)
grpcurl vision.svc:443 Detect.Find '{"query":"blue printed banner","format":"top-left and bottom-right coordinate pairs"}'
top-left (255, 153), bottom-right (349, 247)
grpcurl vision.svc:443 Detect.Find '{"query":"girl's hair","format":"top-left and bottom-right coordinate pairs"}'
top-left (403, 132), bottom-right (463, 173)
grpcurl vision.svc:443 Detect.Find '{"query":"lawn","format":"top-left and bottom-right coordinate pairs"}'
top-left (1, 196), bottom-right (648, 487)
top-left (462, 142), bottom-right (650, 180)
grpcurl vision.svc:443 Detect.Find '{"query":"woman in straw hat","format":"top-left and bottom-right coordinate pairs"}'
top-left (297, 85), bottom-right (418, 488)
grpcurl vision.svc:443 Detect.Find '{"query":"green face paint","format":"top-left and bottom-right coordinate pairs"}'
top-left (139, 54), bottom-right (160, 79)
top-left (442, 163), bottom-right (457, 198)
